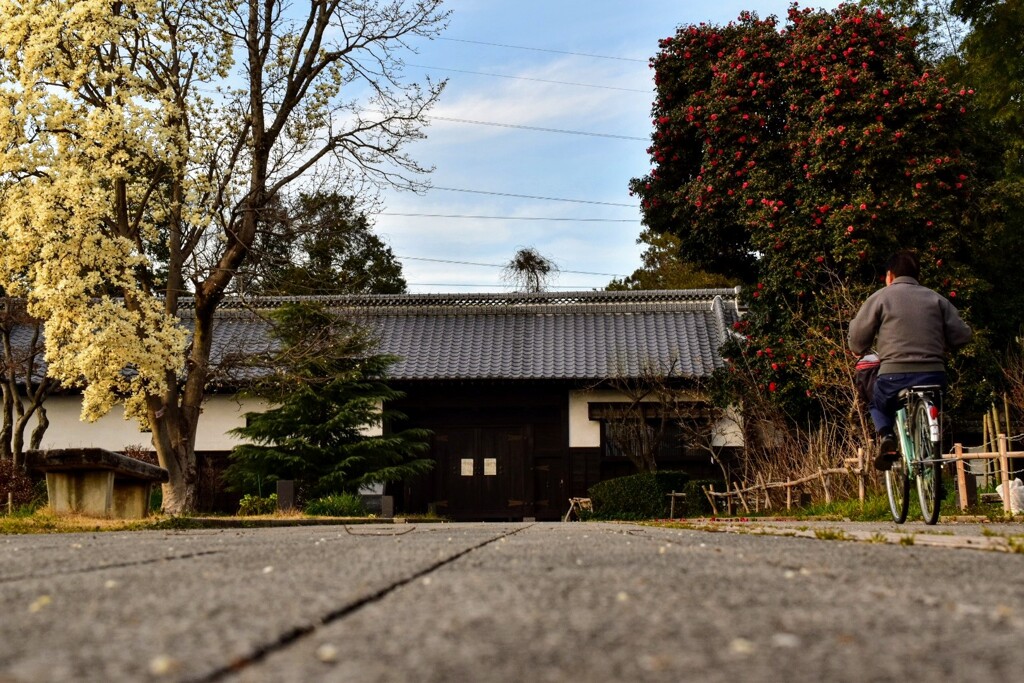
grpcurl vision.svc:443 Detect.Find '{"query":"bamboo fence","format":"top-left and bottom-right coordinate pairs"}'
top-left (701, 435), bottom-right (1021, 516)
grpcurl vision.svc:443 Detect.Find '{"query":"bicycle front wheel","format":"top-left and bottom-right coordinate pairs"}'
top-left (913, 400), bottom-right (942, 525)
top-left (885, 450), bottom-right (910, 524)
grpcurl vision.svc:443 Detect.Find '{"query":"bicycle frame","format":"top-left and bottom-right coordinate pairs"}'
top-left (891, 384), bottom-right (944, 524)
top-left (894, 385), bottom-right (942, 467)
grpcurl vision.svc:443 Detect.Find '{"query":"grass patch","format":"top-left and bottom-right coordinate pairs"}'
top-left (0, 511), bottom-right (168, 534)
top-left (393, 511), bottom-right (447, 523)
top-left (813, 528), bottom-right (849, 541)
top-left (766, 493), bottom-right (893, 521)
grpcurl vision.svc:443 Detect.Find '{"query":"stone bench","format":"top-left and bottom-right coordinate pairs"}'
top-left (27, 448), bottom-right (169, 519)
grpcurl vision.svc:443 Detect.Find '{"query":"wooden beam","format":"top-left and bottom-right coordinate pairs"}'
top-left (999, 434), bottom-right (1012, 515)
top-left (955, 443), bottom-right (968, 512)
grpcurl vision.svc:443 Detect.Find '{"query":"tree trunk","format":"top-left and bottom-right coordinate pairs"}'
top-left (150, 290), bottom-right (221, 514)
top-left (151, 405), bottom-right (200, 514)
top-left (1, 329), bottom-right (15, 461)
top-left (0, 385), bottom-right (12, 462)
top-left (150, 376), bottom-right (203, 514)
top-left (29, 405), bottom-right (48, 451)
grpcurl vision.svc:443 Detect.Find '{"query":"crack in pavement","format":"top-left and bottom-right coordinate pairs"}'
top-left (188, 523), bottom-right (536, 683)
top-left (0, 550), bottom-right (224, 584)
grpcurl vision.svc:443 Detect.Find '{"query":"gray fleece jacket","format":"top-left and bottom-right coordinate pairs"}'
top-left (848, 276), bottom-right (972, 375)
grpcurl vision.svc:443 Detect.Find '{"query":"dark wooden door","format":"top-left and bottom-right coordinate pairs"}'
top-left (434, 426), bottom-right (527, 519)
top-left (532, 455), bottom-right (567, 520)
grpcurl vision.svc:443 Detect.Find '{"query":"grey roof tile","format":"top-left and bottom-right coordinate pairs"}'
top-left (7, 289), bottom-right (744, 384)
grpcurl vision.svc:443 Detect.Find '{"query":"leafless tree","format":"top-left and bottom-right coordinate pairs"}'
top-left (0, 298), bottom-right (51, 468)
top-left (502, 247), bottom-right (559, 293)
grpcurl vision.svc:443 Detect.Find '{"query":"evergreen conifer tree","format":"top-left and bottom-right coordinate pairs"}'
top-left (226, 303), bottom-right (432, 500)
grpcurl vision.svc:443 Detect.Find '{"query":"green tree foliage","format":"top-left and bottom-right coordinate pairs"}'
top-left (864, 0), bottom-right (1024, 373)
top-left (954, 0), bottom-right (1024, 170)
top-left (950, 0), bottom-right (1024, 366)
top-left (607, 230), bottom-right (738, 290)
top-left (629, 4), bottom-right (993, 419)
top-left (225, 303), bottom-right (433, 499)
top-left (241, 192), bottom-right (407, 296)
top-left (858, 0), bottom-right (968, 70)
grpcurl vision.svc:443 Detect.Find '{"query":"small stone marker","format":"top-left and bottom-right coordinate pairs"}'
top-left (276, 480), bottom-right (295, 511)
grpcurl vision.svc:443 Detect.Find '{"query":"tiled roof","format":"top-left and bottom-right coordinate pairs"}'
top-left (6, 290), bottom-right (744, 384)
top-left (203, 289), bottom-right (743, 382)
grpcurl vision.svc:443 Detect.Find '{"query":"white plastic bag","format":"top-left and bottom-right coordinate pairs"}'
top-left (995, 477), bottom-right (1024, 514)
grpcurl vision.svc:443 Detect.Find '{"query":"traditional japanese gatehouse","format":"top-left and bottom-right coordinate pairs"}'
top-left (321, 288), bottom-right (744, 520)
top-left (21, 289), bottom-right (744, 519)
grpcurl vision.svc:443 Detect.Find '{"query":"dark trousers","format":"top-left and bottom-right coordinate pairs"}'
top-left (870, 372), bottom-right (946, 434)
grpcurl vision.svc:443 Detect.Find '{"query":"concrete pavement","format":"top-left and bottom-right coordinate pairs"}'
top-left (2, 521), bottom-right (1023, 682)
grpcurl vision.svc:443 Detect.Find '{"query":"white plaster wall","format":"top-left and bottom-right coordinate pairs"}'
top-left (37, 395), bottom-right (270, 451)
top-left (568, 390), bottom-right (745, 448)
top-left (711, 406), bottom-right (745, 447)
top-left (36, 395), bottom-right (382, 451)
top-left (569, 389), bottom-right (627, 448)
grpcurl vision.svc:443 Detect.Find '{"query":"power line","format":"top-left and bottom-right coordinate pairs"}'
top-left (406, 64), bottom-right (650, 93)
top-left (431, 116), bottom-right (645, 141)
top-left (430, 186), bottom-right (637, 208)
top-left (408, 283), bottom-right (604, 290)
top-left (380, 212), bottom-right (636, 223)
top-left (398, 255), bottom-right (627, 277)
top-left (436, 37), bottom-right (648, 63)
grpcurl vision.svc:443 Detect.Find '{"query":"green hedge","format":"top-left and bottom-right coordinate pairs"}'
top-left (587, 471), bottom-right (690, 520)
top-left (676, 479), bottom-right (719, 518)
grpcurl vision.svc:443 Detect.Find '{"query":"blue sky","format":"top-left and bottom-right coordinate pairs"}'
top-left (376, 0), bottom-right (843, 293)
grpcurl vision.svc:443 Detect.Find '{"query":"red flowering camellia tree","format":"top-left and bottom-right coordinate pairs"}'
top-left (630, 4), bottom-right (991, 473)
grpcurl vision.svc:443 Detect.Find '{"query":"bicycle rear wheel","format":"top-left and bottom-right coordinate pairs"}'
top-left (913, 400), bottom-right (942, 524)
top-left (885, 449), bottom-right (910, 524)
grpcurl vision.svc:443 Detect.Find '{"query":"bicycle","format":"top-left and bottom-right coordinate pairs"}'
top-left (884, 385), bottom-right (944, 525)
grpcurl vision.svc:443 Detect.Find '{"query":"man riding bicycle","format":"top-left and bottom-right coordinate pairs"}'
top-left (848, 251), bottom-right (972, 471)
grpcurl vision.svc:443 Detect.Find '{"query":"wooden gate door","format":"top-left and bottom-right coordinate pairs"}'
top-left (435, 426), bottom-right (527, 519)
top-left (532, 455), bottom-right (567, 520)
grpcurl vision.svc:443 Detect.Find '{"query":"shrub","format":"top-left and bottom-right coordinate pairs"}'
top-left (304, 492), bottom-right (367, 517)
top-left (0, 459), bottom-right (37, 512)
top-left (237, 493), bottom-right (278, 516)
top-left (121, 444), bottom-right (159, 466)
top-left (676, 479), bottom-right (720, 518)
top-left (587, 470), bottom-right (690, 520)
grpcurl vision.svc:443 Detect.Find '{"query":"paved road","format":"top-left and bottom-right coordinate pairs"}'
top-left (2, 521), bottom-right (1023, 682)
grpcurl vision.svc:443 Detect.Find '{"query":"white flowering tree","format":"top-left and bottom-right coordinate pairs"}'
top-left (0, 0), bottom-right (447, 512)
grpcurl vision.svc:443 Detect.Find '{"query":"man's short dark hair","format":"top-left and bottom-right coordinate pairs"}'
top-left (887, 251), bottom-right (920, 279)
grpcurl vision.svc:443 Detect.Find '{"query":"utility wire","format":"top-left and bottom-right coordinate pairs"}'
top-left (430, 116), bottom-right (645, 140)
top-left (436, 37), bottom-right (648, 63)
top-left (406, 64), bottom-right (650, 93)
top-left (430, 186), bottom-right (637, 208)
top-left (398, 255), bottom-right (626, 278)
top-left (408, 283), bottom-right (604, 290)
top-left (380, 212), bottom-right (636, 223)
